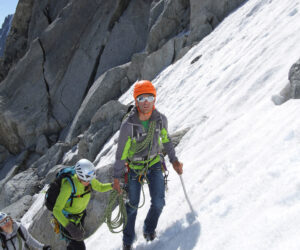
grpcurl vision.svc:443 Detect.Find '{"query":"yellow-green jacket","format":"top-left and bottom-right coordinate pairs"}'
top-left (53, 174), bottom-right (112, 227)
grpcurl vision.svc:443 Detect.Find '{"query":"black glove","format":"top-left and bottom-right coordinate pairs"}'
top-left (43, 246), bottom-right (51, 250)
top-left (65, 222), bottom-right (84, 240)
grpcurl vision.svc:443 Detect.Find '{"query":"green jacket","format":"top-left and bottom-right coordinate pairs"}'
top-left (53, 174), bottom-right (112, 227)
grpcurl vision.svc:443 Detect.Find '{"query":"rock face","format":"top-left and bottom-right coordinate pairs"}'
top-left (0, 144), bottom-right (11, 163)
top-left (0, 0), bottom-right (35, 82)
top-left (95, 0), bottom-right (152, 77)
top-left (188, 0), bottom-right (246, 45)
top-left (78, 101), bottom-right (127, 162)
top-left (0, 39), bottom-right (53, 154)
top-left (0, 15), bottom-right (13, 57)
top-left (0, 0), bottom-right (246, 159)
top-left (0, 168), bottom-right (39, 209)
top-left (146, 0), bottom-right (190, 53)
top-left (65, 64), bottom-right (130, 143)
top-left (2, 195), bottom-right (33, 220)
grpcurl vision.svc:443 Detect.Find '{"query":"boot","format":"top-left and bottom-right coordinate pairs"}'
top-left (143, 231), bottom-right (156, 242)
top-left (122, 243), bottom-right (132, 250)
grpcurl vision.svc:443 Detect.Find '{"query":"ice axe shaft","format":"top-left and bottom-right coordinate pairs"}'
top-left (179, 175), bottom-right (197, 217)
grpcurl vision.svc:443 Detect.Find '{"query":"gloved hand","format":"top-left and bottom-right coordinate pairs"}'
top-left (43, 246), bottom-right (51, 250)
top-left (65, 222), bottom-right (84, 240)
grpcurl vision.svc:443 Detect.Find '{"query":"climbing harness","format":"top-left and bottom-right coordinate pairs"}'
top-left (50, 217), bottom-right (60, 234)
top-left (50, 210), bottom-right (87, 241)
top-left (125, 121), bottom-right (157, 209)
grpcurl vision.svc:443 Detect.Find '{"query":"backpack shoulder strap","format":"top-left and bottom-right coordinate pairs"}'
top-left (63, 175), bottom-right (76, 194)
top-left (62, 174), bottom-right (76, 207)
top-left (0, 233), bottom-right (7, 249)
top-left (17, 226), bottom-right (26, 242)
top-left (17, 227), bottom-right (30, 250)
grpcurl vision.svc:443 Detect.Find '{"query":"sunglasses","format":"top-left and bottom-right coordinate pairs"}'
top-left (0, 217), bottom-right (10, 227)
top-left (136, 95), bottom-right (155, 103)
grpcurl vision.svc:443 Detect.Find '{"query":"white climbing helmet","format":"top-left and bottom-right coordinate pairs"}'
top-left (0, 212), bottom-right (8, 221)
top-left (75, 159), bottom-right (96, 182)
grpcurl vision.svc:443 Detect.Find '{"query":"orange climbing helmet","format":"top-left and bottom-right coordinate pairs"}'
top-left (133, 80), bottom-right (156, 100)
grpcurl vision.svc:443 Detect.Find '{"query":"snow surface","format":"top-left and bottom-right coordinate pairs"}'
top-left (23, 0), bottom-right (300, 249)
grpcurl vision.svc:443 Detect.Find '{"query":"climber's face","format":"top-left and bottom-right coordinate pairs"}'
top-left (78, 178), bottom-right (90, 187)
top-left (136, 94), bottom-right (155, 114)
top-left (0, 216), bottom-right (13, 233)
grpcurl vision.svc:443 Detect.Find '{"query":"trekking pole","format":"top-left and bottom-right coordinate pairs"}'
top-left (179, 175), bottom-right (197, 218)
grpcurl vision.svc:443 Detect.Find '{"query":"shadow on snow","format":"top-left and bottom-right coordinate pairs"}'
top-left (135, 212), bottom-right (201, 250)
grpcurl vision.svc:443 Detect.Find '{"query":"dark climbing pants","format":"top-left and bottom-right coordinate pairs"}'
top-left (67, 240), bottom-right (86, 250)
top-left (123, 161), bottom-right (165, 245)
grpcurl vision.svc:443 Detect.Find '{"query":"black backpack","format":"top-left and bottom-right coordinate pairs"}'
top-left (45, 167), bottom-right (91, 211)
top-left (0, 226), bottom-right (28, 249)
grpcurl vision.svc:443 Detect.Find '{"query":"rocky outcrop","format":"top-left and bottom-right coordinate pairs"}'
top-left (2, 195), bottom-right (33, 220)
top-left (0, 15), bottom-right (13, 57)
top-left (78, 101), bottom-right (127, 162)
top-left (272, 58), bottom-right (300, 105)
top-left (0, 168), bottom-right (39, 209)
top-left (142, 39), bottom-right (176, 80)
top-left (32, 142), bottom-right (70, 177)
top-left (0, 150), bottom-right (28, 187)
top-left (95, 0), bottom-right (152, 77)
top-left (28, 0), bottom-right (71, 43)
top-left (0, 39), bottom-right (55, 154)
top-left (146, 0), bottom-right (190, 53)
top-left (187, 0), bottom-right (246, 46)
top-left (0, 145), bottom-right (11, 163)
top-left (289, 58), bottom-right (300, 99)
top-left (0, 0), bottom-right (35, 82)
top-left (65, 64), bottom-right (130, 143)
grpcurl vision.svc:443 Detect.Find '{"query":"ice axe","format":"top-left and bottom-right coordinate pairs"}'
top-left (179, 175), bottom-right (198, 219)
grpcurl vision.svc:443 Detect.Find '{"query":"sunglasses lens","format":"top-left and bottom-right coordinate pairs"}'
top-left (147, 96), bottom-right (154, 102)
top-left (137, 96), bottom-right (154, 102)
top-left (137, 96), bottom-right (144, 102)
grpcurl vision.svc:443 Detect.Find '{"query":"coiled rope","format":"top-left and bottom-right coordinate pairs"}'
top-left (100, 190), bottom-right (127, 233)
top-left (127, 121), bottom-right (157, 209)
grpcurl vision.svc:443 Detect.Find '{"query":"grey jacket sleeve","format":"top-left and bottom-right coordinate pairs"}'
top-left (161, 114), bottom-right (178, 164)
top-left (19, 224), bottom-right (45, 249)
top-left (113, 121), bottom-right (131, 179)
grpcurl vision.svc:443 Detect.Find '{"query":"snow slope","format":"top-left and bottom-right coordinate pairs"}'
top-left (24, 0), bottom-right (300, 249)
